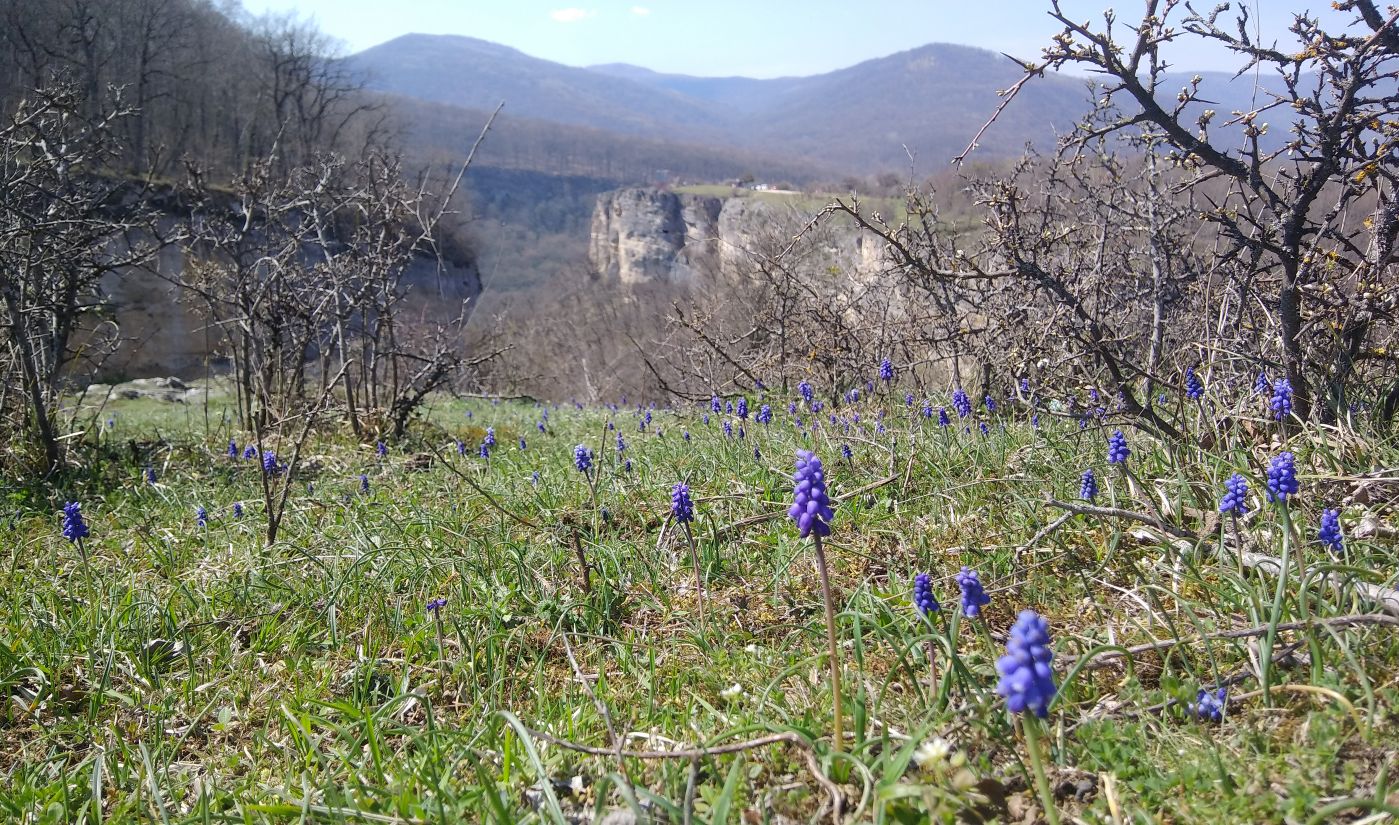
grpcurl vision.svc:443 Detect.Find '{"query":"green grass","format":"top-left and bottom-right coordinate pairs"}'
top-left (3, 389), bottom-right (1398, 822)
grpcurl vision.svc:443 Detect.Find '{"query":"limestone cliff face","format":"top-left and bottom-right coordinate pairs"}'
top-left (85, 230), bottom-right (482, 382)
top-left (589, 188), bottom-right (884, 284)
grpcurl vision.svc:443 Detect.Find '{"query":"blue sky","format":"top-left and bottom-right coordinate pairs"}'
top-left (241, 1), bottom-right (1355, 78)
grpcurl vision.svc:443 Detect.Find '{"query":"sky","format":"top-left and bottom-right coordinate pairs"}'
top-left (239, 1), bottom-right (1358, 78)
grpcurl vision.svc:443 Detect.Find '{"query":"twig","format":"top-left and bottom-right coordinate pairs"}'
top-left (439, 455), bottom-right (540, 530)
top-left (1064, 613), bottom-right (1399, 671)
top-left (518, 727), bottom-right (844, 822)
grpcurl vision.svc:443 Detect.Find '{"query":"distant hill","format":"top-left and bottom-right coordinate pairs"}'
top-left (347, 37), bottom-right (1094, 176)
top-left (349, 35), bottom-right (1308, 178)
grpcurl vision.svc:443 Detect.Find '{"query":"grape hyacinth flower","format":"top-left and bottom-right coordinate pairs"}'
top-left (789, 450), bottom-right (843, 750)
top-left (737, 397), bottom-right (748, 420)
top-left (573, 444), bottom-right (593, 474)
top-left (840, 443), bottom-right (853, 461)
top-left (624, 459), bottom-right (632, 473)
top-left (979, 421), bottom-right (989, 437)
top-left (683, 430), bottom-right (691, 441)
top-left (788, 401), bottom-right (798, 414)
top-left (426, 597), bottom-right (448, 614)
top-left (537, 421), bottom-right (547, 433)
top-left (1079, 468), bottom-right (1098, 502)
top-left (913, 573), bottom-right (939, 615)
top-left (1185, 367), bottom-right (1204, 400)
top-left (726, 400), bottom-right (734, 414)
top-left (227, 440), bottom-right (238, 458)
top-left (757, 404), bottom-right (772, 425)
top-left (519, 437), bottom-right (527, 451)
top-left (376, 441), bottom-right (388, 457)
top-left (955, 567), bottom-right (990, 618)
top-left (711, 396), bottom-right (722, 413)
top-left (1270, 378), bottom-right (1293, 421)
top-left (232, 502), bottom-right (244, 519)
top-left (938, 407), bottom-right (950, 427)
top-left (196, 506), bottom-right (208, 528)
top-left (790, 451), bottom-right (834, 539)
top-left (723, 420), bottom-right (733, 438)
top-left (359, 474), bottom-right (370, 495)
top-left (1107, 430), bottom-right (1130, 465)
top-left (262, 450), bottom-right (281, 476)
top-left (530, 471), bottom-right (540, 485)
top-left (616, 432), bottom-right (626, 454)
top-left (244, 445), bottom-right (259, 460)
top-left (483, 428), bottom-right (496, 448)
top-left (455, 439), bottom-right (466, 456)
top-left (952, 388), bottom-right (971, 419)
top-left (799, 380), bottom-right (814, 404)
top-left (1019, 377), bottom-right (1031, 397)
top-left (1255, 371), bottom-right (1270, 394)
top-left (984, 396), bottom-right (997, 413)
top-left (670, 482), bottom-right (694, 523)
top-left (478, 443), bottom-right (490, 460)
top-left (1219, 473), bottom-right (1249, 516)
top-left (1318, 508), bottom-right (1343, 554)
top-left (144, 466), bottom-right (158, 485)
top-left (995, 610), bottom-right (1056, 717)
top-left (879, 358), bottom-right (895, 382)
top-left (905, 392), bottom-right (915, 407)
top-left (996, 609), bottom-right (1061, 824)
top-left (1188, 687), bottom-right (1227, 722)
top-left (1265, 452), bottom-right (1298, 503)
top-left (62, 501), bottom-right (90, 543)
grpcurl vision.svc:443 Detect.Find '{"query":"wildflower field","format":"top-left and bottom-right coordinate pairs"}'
top-left (4, 376), bottom-right (1399, 823)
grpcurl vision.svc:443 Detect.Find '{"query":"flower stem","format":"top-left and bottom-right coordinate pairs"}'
top-left (682, 521), bottom-right (706, 630)
top-left (1021, 716), bottom-right (1061, 825)
top-left (1260, 501), bottom-right (1292, 706)
top-left (812, 533), bottom-right (843, 752)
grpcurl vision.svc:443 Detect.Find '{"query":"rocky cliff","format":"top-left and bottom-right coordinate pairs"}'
top-left (589, 188), bottom-right (883, 284)
top-left (86, 233), bottom-right (482, 382)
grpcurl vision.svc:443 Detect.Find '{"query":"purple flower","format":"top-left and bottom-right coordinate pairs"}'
top-left (683, 430), bottom-right (691, 441)
top-left (905, 392), bottom-right (915, 407)
top-left (1270, 378), bottom-right (1293, 421)
top-left (232, 502), bottom-right (244, 519)
top-left (1080, 468), bottom-right (1098, 502)
top-left (1185, 367), bottom-right (1204, 400)
top-left (841, 443), bottom-right (853, 460)
top-left (573, 444), bottom-right (593, 474)
top-left (196, 505), bottom-right (208, 528)
top-left (456, 440), bottom-right (467, 456)
top-left (1219, 473), bottom-right (1249, 516)
top-left (376, 441), bottom-right (388, 457)
top-left (537, 421), bottom-right (547, 433)
top-left (1265, 452), bottom-right (1298, 503)
top-left (519, 437), bottom-right (527, 451)
top-left (144, 466), bottom-right (158, 485)
top-left (984, 396), bottom-right (997, 413)
top-left (483, 428), bottom-right (496, 448)
top-left (952, 388), bottom-right (971, 419)
top-left (913, 572), bottom-right (939, 615)
top-left (789, 451), bottom-right (834, 539)
top-left (1019, 377), bottom-right (1031, 397)
top-left (531, 471), bottom-right (540, 485)
top-left (426, 597), bottom-right (448, 614)
top-left (227, 440), bottom-right (238, 458)
top-left (799, 380), bottom-right (814, 404)
top-left (879, 358), bottom-right (895, 382)
top-left (757, 404), bottom-right (772, 425)
top-left (359, 474), bottom-right (370, 494)
top-left (479, 443), bottom-right (490, 459)
top-left (616, 432), bottom-right (626, 453)
top-left (995, 610), bottom-right (1056, 717)
top-left (61, 501), bottom-right (89, 542)
top-left (723, 419), bottom-right (733, 438)
top-left (242, 445), bottom-right (257, 460)
top-left (670, 482), bottom-right (695, 523)
top-left (978, 421), bottom-right (989, 436)
top-left (711, 396), bottom-right (722, 413)
top-left (1254, 371), bottom-right (1270, 394)
top-left (938, 407), bottom-right (950, 427)
top-left (737, 397), bottom-right (749, 420)
top-left (955, 567), bottom-right (990, 618)
top-left (1318, 508), bottom-right (1343, 553)
top-left (1188, 687), bottom-right (1227, 722)
top-left (1107, 430), bottom-right (1130, 465)
top-left (262, 451), bottom-right (282, 476)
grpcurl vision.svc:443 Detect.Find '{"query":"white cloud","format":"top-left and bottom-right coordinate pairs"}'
top-left (630, 6), bottom-right (651, 15)
top-left (549, 8), bottom-right (595, 22)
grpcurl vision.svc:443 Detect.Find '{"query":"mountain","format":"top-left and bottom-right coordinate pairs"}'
top-left (347, 36), bottom-right (1094, 176)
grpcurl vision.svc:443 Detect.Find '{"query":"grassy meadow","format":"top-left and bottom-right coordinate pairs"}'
top-left (3, 382), bottom-right (1398, 823)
